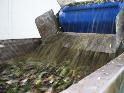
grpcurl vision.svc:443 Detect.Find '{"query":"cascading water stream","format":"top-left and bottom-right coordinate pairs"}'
top-left (0, 1), bottom-right (124, 93)
top-left (0, 32), bottom-right (122, 93)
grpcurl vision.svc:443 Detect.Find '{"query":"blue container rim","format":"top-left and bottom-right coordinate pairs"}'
top-left (61, 2), bottom-right (124, 12)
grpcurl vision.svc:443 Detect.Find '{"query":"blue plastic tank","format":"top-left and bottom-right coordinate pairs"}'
top-left (59, 2), bottom-right (124, 34)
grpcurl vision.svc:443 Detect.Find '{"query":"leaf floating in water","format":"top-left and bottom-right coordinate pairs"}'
top-left (45, 87), bottom-right (53, 93)
top-left (35, 79), bottom-right (41, 85)
top-left (6, 80), bottom-right (18, 85)
top-left (21, 78), bottom-right (28, 85)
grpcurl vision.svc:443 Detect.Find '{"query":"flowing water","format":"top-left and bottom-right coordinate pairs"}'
top-left (0, 1), bottom-right (124, 93)
top-left (0, 32), bottom-right (123, 93)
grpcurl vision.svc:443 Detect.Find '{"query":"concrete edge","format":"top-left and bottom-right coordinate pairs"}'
top-left (61, 53), bottom-right (124, 93)
top-left (0, 38), bottom-right (42, 62)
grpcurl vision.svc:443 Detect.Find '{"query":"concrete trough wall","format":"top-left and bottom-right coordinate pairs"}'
top-left (61, 52), bottom-right (124, 93)
top-left (1, 38), bottom-right (124, 93)
top-left (0, 38), bottom-right (41, 62)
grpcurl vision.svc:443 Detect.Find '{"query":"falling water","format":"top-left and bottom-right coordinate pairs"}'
top-left (1, 1), bottom-right (124, 93)
top-left (0, 32), bottom-right (122, 93)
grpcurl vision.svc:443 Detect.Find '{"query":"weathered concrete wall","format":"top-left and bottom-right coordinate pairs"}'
top-left (35, 10), bottom-right (58, 39)
top-left (61, 52), bottom-right (124, 93)
top-left (0, 38), bottom-right (41, 62)
top-left (116, 7), bottom-right (124, 48)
